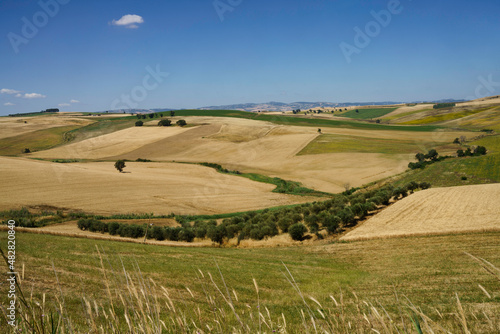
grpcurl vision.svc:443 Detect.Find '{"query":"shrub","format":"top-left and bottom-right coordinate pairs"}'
top-left (461, 176), bottom-right (468, 181)
top-left (135, 121), bottom-right (143, 127)
top-left (207, 225), bottom-right (226, 244)
top-left (179, 228), bottom-right (195, 242)
top-left (23, 148), bottom-right (31, 153)
top-left (324, 215), bottom-right (341, 234)
top-left (338, 208), bottom-right (355, 227)
top-left (150, 226), bottom-right (166, 240)
top-left (158, 119), bottom-right (172, 126)
top-left (419, 182), bottom-right (431, 190)
top-left (108, 222), bottom-right (120, 235)
top-left (289, 223), bottom-right (307, 241)
top-left (176, 119), bottom-right (187, 127)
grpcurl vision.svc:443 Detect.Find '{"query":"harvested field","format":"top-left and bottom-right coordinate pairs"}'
top-left (0, 115), bottom-right (93, 139)
top-left (31, 116), bottom-right (475, 193)
top-left (0, 157), bottom-right (316, 215)
top-left (31, 125), bottom-right (195, 159)
top-left (342, 183), bottom-right (500, 240)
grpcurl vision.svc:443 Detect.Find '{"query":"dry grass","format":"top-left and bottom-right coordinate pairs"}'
top-left (342, 183), bottom-right (500, 241)
top-left (0, 157), bottom-right (316, 216)
top-left (0, 115), bottom-right (93, 140)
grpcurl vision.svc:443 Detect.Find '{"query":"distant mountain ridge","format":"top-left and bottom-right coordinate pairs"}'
top-left (102, 99), bottom-right (467, 113)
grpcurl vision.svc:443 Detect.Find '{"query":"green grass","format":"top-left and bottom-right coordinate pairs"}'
top-left (172, 109), bottom-right (441, 132)
top-left (391, 135), bottom-right (500, 187)
top-left (0, 125), bottom-right (81, 156)
top-left (337, 108), bottom-right (397, 120)
top-left (63, 117), bottom-right (139, 142)
top-left (298, 134), bottom-right (442, 155)
top-left (1, 231), bottom-right (498, 332)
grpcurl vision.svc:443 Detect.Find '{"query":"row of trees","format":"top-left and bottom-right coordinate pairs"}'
top-left (136, 111), bottom-right (176, 119)
top-left (433, 103), bottom-right (455, 109)
top-left (457, 146), bottom-right (487, 157)
top-left (135, 119), bottom-right (187, 127)
top-left (79, 183), bottom-right (432, 245)
top-left (408, 150), bottom-right (447, 170)
top-left (77, 219), bottom-right (196, 242)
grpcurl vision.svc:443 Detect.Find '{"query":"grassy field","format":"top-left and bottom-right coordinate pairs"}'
top-left (172, 109), bottom-right (441, 132)
top-left (63, 116), bottom-right (139, 142)
top-left (1, 231), bottom-right (498, 332)
top-left (337, 108), bottom-right (397, 120)
top-left (401, 107), bottom-right (493, 125)
top-left (298, 133), bottom-right (443, 155)
top-left (0, 125), bottom-right (81, 156)
top-left (390, 135), bottom-right (500, 188)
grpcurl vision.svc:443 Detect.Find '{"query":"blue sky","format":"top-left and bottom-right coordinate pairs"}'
top-left (1, 0), bottom-right (499, 115)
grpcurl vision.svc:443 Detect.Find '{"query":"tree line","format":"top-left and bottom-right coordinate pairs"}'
top-left (77, 181), bottom-right (431, 245)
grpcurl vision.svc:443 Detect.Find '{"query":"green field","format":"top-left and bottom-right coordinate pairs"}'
top-left (1, 231), bottom-right (498, 332)
top-left (0, 125), bottom-right (81, 156)
top-left (337, 108), bottom-right (397, 120)
top-left (63, 116), bottom-right (138, 142)
top-left (391, 135), bottom-right (500, 187)
top-left (172, 109), bottom-right (441, 132)
top-left (298, 134), bottom-right (442, 155)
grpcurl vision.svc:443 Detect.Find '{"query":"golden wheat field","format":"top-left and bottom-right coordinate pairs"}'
top-left (0, 156), bottom-right (317, 215)
top-left (342, 183), bottom-right (500, 240)
top-left (29, 116), bottom-right (474, 193)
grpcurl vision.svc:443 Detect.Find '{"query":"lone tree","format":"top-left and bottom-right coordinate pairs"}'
top-left (176, 119), bottom-right (187, 127)
top-left (23, 148), bottom-right (31, 153)
top-left (170, 111), bottom-right (176, 117)
top-left (114, 160), bottom-right (126, 173)
top-left (135, 120), bottom-right (143, 126)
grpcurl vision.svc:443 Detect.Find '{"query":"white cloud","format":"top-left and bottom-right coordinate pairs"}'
top-left (4, 102), bottom-right (15, 106)
top-left (0, 88), bottom-right (21, 95)
top-left (23, 93), bottom-right (46, 99)
top-left (111, 14), bottom-right (144, 28)
top-left (58, 103), bottom-right (71, 107)
top-left (70, 99), bottom-right (80, 103)
top-left (15, 93), bottom-right (22, 97)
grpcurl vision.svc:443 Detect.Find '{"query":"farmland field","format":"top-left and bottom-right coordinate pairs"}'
top-left (337, 107), bottom-right (397, 120)
top-left (342, 183), bottom-right (500, 240)
top-left (0, 231), bottom-right (498, 332)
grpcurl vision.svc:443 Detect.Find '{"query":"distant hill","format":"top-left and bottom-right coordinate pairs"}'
top-left (197, 101), bottom-right (402, 112)
top-left (101, 99), bottom-right (468, 114)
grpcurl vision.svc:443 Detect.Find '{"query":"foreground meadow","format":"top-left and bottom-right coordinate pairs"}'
top-left (0, 231), bottom-right (499, 332)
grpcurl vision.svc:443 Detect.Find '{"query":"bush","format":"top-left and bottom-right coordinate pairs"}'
top-left (324, 215), bottom-right (341, 234)
top-left (289, 223), bottom-right (307, 241)
top-left (207, 225), bottom-right (226, 244)
top-left (135, 121), bottom-right (143, 126)
top-left (179, 228), bottom-right (195, 242)
top-left (108, 222), bottom-right (120, 235)
top-left (158, 119), bottom-right (172, 126)
top-left (176, 119), bottom-right (187, 127)
top-left (23, 148), bottom-right (31, 153)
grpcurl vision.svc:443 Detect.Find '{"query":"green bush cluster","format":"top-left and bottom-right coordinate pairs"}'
top-left (0, 208), bottom-right (60, 228)
top-left (178, 182), bottom-right (430, 244)
top-left (408, 150), bottom-right (449, 170)
top-left (457, 146), bottom-right (487, 157)
top-left (433, 103), bottom-right (455, 109)
top-left (77, 219), bottom-right (196, 242)
top-left (199, 162), bottom-right (240, 174)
